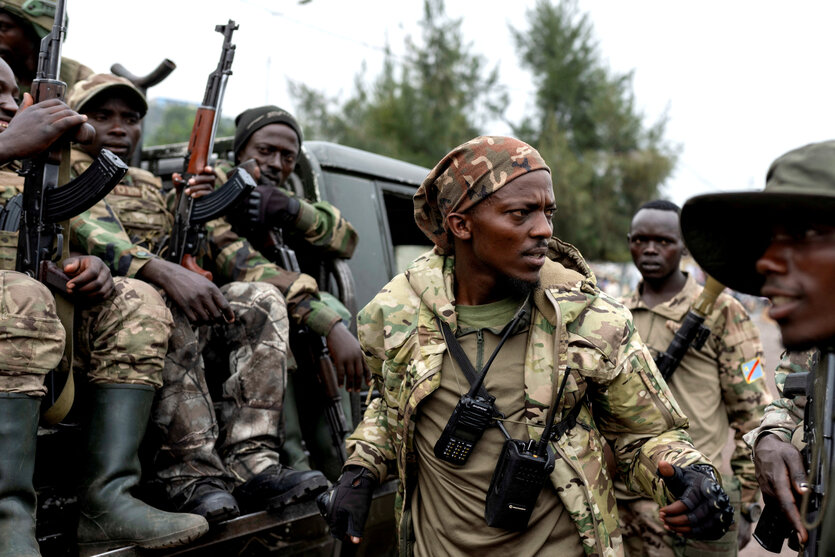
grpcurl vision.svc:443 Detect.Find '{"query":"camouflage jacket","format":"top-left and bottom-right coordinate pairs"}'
top-left (623, 275), bottom-right (770, 502)
top-left (215, 159), bottom-right (358, 258)
top-left (347, 238), bottom-right (713, 557)
top-left (69, 149), bottom-right (342, 336)
top-left (745, 349), bottom-right (815, 450)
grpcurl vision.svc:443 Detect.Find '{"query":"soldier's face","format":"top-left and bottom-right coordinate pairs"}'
top-left (80, 95), bottom-right (142, 163)
top-left (628, 209), bottom-right (684, 282)
top-left (0, 58), bottom-right (19, 128)
top-left (0, 12), bottom-right (36, 75)
top-left (756, 224), bottom-right (835, 350)
top-left (237, 123), bottom-right (299, 187)
top-left (456, 170), bottom-right (555, 292)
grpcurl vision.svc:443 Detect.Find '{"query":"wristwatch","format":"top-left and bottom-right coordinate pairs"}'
top-left (741, 502), bottom-right (762, 522)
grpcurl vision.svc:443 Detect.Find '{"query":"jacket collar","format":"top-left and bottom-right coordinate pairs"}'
top-left (624, 273), bottom-right (699, 321)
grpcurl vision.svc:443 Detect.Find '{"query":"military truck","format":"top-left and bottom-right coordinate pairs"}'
top-left (33, 139), bottom-right (431, 556)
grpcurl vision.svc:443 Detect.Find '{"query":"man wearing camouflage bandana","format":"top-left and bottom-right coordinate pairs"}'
top-left (617, 199), bottom-right (771, 556)
top-left (0, 58), bottom-right (207, 556)
top-left (65, 74), bottom-right (343, 523)
top-left (319, 136), bottom-right (733, 556)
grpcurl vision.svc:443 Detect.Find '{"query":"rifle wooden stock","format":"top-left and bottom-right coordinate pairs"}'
top-left (181, 253), bottom-right (211, 281)
top-left (185, 107), bottom-right (215, 175)
top-left (303, 330), bottom-right (349, 464)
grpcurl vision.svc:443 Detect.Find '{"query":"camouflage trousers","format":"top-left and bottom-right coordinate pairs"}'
top-left (151, 281), bottom-right (289, 496)
top-left (619, 475), bottom-right (742, 557)
top-left (0, 271), bottom-right (171, 396)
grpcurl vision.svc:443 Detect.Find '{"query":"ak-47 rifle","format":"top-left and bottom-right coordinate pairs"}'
top-left (654, 275), bottom-right (725, 381)
top-left (264, 230), bottom-right (350, 464)
top-left (167, 20), bottom-right (254, 280)
top-left (6, 0), bottom-right (127, 289)
top-left (754, 353), bottom-right (835, 555)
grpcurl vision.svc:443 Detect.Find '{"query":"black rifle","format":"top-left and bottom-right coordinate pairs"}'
top-left (166, 20), bottom-right (254, 280)
top-left (655, 276), bottom-right (725, 380)
top-left (754, 353), bottom-right (835, 555)
top-left (10, 0), bottom-right (126, 288)
top-left (263, 229), bottom-right (350, 464)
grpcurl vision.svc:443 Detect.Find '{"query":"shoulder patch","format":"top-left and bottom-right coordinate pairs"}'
top-left (741, 357), bottom-right (764, 383)
top-left (111, 184), bottom-right (143, 198)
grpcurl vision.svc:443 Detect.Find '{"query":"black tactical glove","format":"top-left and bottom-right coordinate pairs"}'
top-left (659, 463), bottom-right (735, 540)
top-left (257, 185), bottom-right (300, 228)
top-left (317, 465), bottom-right (376, 540)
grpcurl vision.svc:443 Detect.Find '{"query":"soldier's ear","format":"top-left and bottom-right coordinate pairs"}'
top-left (446, 212), bottom-right (472, 241)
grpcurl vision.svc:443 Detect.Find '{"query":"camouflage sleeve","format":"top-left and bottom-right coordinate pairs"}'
top-left (291, 197), bottom-right (358, 258)
top-left (69, 199), bottom-right (156, 278)
top-left (596, 321), bottom-right (715, 507)
top-left (344, 293), bottom-right (398, 480)
top-left (744, 350), bottom-right (812, 451)
top-left (205, 216), bottom-right (342, 336)
top-left (713, 296), bottom-right (771, 501)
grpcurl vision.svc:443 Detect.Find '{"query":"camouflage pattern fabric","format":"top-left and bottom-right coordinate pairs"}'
top-left (0, 271), bottom-right (64, 396)
top-left (216, 159), bottom-right (358, 258)
top-left (153, 281), bottom-right (289, 494)
top-left (744, 349), bottom-right (815, 450)
top-left (66, 73), bottom-right (147, 116)
top-left (621, 275), bottom-right (770, 503)
top-left (413, 136), bottom-right (550, 254)
top-left (347, 238), bottom-right (714, 557)
top-left (68, 149), bottom-right (341, 336)
top-left (74, 277), bottom-right (171, 388)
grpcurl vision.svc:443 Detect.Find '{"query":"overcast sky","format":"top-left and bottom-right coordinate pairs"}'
top-left (62, 0), bottom-right (835, 206)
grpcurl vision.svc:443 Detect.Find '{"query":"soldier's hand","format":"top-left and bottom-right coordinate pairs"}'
top-left (753, 433), bottom-right (809, 543)
top-left (0, 94), bottom-right (93, 161)
top-left (138, 259), bottom-right (234, 324)
top-left (326, 322), bottom-right (370, 392)
top-left (657, 461), bottom-right (734, 540)
top-left (172, 165), bottom-right (216, 199)
top-left (63, 256), bottom-right (114, 301)
top-left (317, 465), bottom-right (376, 544)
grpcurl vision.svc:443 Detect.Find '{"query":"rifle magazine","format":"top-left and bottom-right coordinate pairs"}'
top-left (44, 149), bottom-right (128, 222)
top-left (190, 167), bottom-right (256, 223)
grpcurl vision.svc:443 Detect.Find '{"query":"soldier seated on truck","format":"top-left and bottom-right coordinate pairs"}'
top-left (0, 58), bottom-right (208, 556)
top-left (64, 74), bottom-right (366, 524)
top-left (219, 105), bottom-right (366, 479)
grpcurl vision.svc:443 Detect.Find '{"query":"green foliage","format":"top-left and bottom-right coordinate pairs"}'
top-left (144, 101), bottom-right (235, 147)
top-left (289, 0), bottom-right (507, 169)
top-left (512, 0), bottom-right (678, 261)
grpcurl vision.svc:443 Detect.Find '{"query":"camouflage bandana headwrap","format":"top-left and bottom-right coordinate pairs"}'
top-left (414, 135), bottom-right (550, 253)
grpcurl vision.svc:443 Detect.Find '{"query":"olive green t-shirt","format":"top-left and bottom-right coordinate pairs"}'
top-left (411, 297), bottom-right (583, 556)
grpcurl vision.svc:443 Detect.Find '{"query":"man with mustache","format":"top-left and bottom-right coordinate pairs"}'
top-left (318, 136), bottom-right (734, 556)
top-left (64, 74), bottom-right (360, 524)
top-left (616, 199), bottom-right (770, 556)
top-left (681, 139), bottom-right (835, 554)
top-left (0, 58), bottom-right (208, 555)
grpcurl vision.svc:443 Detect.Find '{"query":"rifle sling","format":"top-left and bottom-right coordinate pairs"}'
top-left (40, 208), bottom-right (75, 425)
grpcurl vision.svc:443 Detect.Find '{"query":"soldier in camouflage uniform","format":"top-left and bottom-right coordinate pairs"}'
top-left (0, 0), bottom-right (93, 93)
top-left (0, 58), bottom-right (207, 556)
top-left (65, 74), bottom-right (352, 522)
top-left (681, 139), bottom-right (835, 553)
top-left (219, 105), bottom-right (362, 477)
top-left (318, 136), bottom-right (734, 557)
top-left (617, 199), bottom-right (771, 557)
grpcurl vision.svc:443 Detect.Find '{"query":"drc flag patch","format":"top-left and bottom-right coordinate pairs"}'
top-left (741, 358), bottom-right (764, 383)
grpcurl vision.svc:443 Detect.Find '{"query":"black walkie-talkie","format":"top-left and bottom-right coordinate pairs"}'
top-left (434, 393), bottom-right (496, 465)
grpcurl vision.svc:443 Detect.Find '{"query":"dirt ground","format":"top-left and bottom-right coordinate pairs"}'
top-left (734, 309), bottom-right (798, 557)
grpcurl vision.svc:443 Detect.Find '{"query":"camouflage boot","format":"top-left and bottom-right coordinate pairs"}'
top-left (0, 394), bottom-right (41, 557)
top-left (76, 384), bottom-right (209, 556)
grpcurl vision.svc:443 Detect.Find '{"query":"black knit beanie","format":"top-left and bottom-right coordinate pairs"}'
top-left (233, 105), bottom-right (303, 162)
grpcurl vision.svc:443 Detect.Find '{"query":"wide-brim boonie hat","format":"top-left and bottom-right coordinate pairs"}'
top-left (681, 139), bottom-right (835, 296)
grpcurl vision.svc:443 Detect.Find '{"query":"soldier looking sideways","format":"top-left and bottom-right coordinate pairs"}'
top-left (617, 199), bottom-right (770, 556)
top-left (0, 58), bottom-right (208, 556)
top-left (682, 139), bottom-right (835, 555)
top-left (318, 136), bottom-right (734, 556)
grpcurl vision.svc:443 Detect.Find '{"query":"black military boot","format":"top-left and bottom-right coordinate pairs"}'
top-left (76, 384), bottom-right (209, 556)
top-left (170, 476), bottom-right (240, 524)
top-left (0, 394), bottom-right (41, 557)
top-left (233, 465), bottom-right (329, 514)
